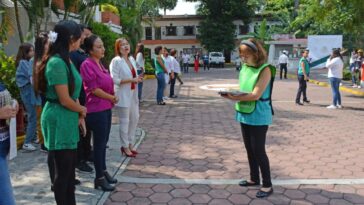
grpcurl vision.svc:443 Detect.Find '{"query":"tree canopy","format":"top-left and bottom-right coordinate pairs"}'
top-left (187, 0), bottom-right (255, 52)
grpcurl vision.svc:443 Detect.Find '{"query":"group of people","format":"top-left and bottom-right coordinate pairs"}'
top-left (181, 52), bottom-right (207, 73)
top-left (154, 46), bottom-right (184, 105)
top-left (1, 20), bottom-right (147, 205)
top-left (349, 49), bottom-right (363, 88)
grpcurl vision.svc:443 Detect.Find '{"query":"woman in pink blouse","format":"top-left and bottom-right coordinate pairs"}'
top-left (80, 35), bottom-right (118, 191)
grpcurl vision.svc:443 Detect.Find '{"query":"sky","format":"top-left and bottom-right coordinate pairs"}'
top-left (160, 0), bottom-right (199, 15)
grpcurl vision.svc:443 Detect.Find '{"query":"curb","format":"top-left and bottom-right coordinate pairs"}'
top-left (286, 73), bottom-right (364, 97)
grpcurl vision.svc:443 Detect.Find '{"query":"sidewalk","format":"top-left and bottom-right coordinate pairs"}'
top-left (10, 67), bottom-right (364, 205)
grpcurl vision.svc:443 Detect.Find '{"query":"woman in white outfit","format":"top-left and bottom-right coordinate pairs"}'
top-left (325, 49), bottom-right (344, 109)
top-left (110, 38), bottom-right (142, 157)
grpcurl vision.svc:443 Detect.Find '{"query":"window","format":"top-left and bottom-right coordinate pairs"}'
top-left (155, 27), bottom-right (161, 40)
top-left (184, 26), bottom-right (194, 36)
top-left (166, 26), bottom-right (177, 36)
top-left (239, 25), bottom-right (249, 35)
top-left (145, 27), bottom-right (152, 40)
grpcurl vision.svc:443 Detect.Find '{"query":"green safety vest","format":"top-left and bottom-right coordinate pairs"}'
top-left (235, 63), bottom-right (276, 114)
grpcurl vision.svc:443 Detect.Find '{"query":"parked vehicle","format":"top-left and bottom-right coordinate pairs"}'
top-left (209, 52), bottom-right (225, 68)
top-left (234, 57), bottom-right (242, 71)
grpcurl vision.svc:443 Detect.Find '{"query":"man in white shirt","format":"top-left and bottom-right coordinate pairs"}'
top-left (278, 50), bottom-right (289, 79)
top-left (182, 52), bottom-right (190, 73)
top-left (162, 48), bottom-right (175, 100)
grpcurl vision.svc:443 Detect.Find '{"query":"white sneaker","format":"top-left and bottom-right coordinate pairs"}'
top-left (339, 83), bottom-right (343, 86)
top-left (22, 143), bottom-right (37, 151)
top-left (358, 85), bottom-right (361, 89)
top-left (163, 96), bottom-right (169, 100)
top-left (337, 105), bottom-right (343, 109)
top-left (326, 105), bottom-right (337, 109)
top-left (352, 85), bottom-right (357, 88)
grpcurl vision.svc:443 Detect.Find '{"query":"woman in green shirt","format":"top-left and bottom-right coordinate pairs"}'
top-left (34, 20), bottom-right (86, 205)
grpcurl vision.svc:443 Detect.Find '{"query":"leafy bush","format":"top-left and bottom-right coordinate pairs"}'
top-left (0, 50), bottom-right (20, 101)
top-left (90, 22), bottom-right (121, 67)
top-left (144, 60), bottom-right (155, 75)
top-left (343, 68), bottom-right (351, 81)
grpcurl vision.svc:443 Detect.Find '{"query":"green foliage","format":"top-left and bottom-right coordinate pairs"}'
top-left (342, 68), bottom-right (351, 81)
top-left (90, 21), bottom-right (121, 65)
top-left (0, 50), bottom-right (20, 101)
top-left (189, 0), bottom-right (255, 52)
top-left (158, 0), bottom-right (178, 15)
top-left (144, 60), bottom-right (155, 75)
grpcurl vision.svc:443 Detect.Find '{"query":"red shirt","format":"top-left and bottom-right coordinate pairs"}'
top-left (131, 66), bottom-right (137, 90)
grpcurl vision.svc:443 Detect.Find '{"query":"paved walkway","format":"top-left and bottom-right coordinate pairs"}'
top-left (9, 66), bottom-right (364, 204)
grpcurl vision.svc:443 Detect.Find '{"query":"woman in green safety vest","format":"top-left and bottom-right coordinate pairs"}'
top-left (220, 38), bottom-right (275, 198)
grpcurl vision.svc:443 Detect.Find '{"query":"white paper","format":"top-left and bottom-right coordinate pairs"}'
top-left (8, 117), bottom-right (17, 160)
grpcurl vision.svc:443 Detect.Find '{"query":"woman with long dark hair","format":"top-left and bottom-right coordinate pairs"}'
top-left (35, 20), bottom-right (86, 205)
top-left (134, 43), bottom-right (145, 101)
top-left (326, 49), bottom-right (344, 109)
top-left (81, 34), bottom-right (117, 191)
top-left (32, 32), bottom-right (50, 152)
top-left (221, 38), bottom-right (275, 198)
top-left (15, 43), bottom-right (39, 151)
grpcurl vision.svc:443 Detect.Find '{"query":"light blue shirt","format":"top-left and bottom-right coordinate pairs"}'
top-left (235, 82), bottom-right (272, 125)
top-left (15, 59), bottom-right (41, 105)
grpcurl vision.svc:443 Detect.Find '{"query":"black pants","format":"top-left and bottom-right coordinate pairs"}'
top-left (240, 123), bottom-right (272, 188)
top-left (169, 73), bottom-right (176, 97)
top-left (183, 63), bottom-right (189, 73)
top-left (296, 75), bottom-right (308, 103)
top-left (48, 149), bottom-right (77, 205)
top-left (203, 62), bottom-right (209, 70)
top-left (77, 128), bottom-right (92, 163)
top-left (86, 109), bottom-right (112, 179)
top-left (280, 63), bottom-right (287, 79)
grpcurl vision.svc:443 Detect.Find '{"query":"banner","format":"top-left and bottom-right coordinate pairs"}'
top-left (307, 35), bottom-right (343, 68)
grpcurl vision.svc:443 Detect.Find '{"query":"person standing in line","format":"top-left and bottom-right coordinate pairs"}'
top-left (169, 49), bottom-right (179, 98)
top-left (35, 20), bottom-right (86, 205)
top-left (295, 49), bottom-right (311, 106)
top-left (15, 43), bottom-right (39, 151)
top-left (355, 49), bottom-right (363, 88)
top-left (154, 46), bottom-right (169, 105)
top-left (278, 50), bottom-right (289, 79)
top-left (32, 32), bottom-right (50, 152)
top-left (349, 50), bottom-right (358, 88)
top-left (325, 49), bottom-right (344, 109)
top-left (134, 43), bottom-right (145, 102)
top-left (220, 38), bottom-right (275, 198)
top-left (202, 53), bottom-right (209, 71)
top-left (81, 35), bottom-right (118, 191)
top-left (171, 49), bottom-right (184, 85)
top-left (162, 48), bottom-right (175, 100)
top-left (70, 24), bottom-right (94, 173)
top-left (110, 38), bottom-right (142, 157)
top-left (0, 82), bottom-right (18, 205)
top-left (182, 52), bottom-right (189, 73)
top-left (194, 52), bottom-right (200, 73)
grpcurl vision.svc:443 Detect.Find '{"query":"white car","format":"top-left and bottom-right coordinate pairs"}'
top-left (209, 52), bottom-right (225, 68)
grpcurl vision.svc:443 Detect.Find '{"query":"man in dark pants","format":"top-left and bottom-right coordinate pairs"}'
top-left (70, 24), bottom-right (93, 173)
top-left (278, 50), bottom-right (288, 79)
top-left (295, 49), bottom-right (311, 105)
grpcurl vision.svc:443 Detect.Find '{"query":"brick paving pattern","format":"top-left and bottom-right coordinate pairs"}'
top-left (105, 68), bottom-right (364, 205)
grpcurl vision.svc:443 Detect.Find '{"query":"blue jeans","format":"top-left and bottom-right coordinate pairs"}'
top-left (20, 89), bottom-right (37, 144)
top-left (137, 70), bottom-right (143, 101)
top-left (86, 109), bottom-right (112, 179)
top-left (329, 77), bottom-right (341, 106)
top-left (0, 138), bottom-right (16, 205)
top-left (156, 73), bottom-right (166, 103)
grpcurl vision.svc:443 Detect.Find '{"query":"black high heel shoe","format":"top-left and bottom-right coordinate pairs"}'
top-left (256, 187), bottom-right (273, 198)
top-left (104, 171), bottom-right (117, 184)
top-left (94, 177), bottom-right (115, 191)
top-left (238, 180), bottom-right (260, 187)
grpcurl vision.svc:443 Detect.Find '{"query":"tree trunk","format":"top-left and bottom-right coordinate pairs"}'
top-left (13, 0), bottom-right (24, 43)
top-left (293, 0), bottom-right (299, 17)
top-left (164, 8), bottom-right (166, 15)
top-left (44, 0), bottom-right (52, 31)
